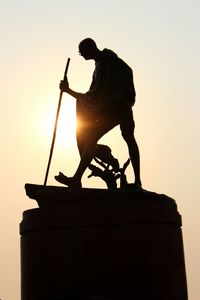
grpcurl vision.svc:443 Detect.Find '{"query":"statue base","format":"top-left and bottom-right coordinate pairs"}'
top-left (20, 184), bottom-right (188, 300)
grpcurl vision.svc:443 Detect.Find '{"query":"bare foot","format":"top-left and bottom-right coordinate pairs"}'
top-left (54, 172), bottom-right (82, 188)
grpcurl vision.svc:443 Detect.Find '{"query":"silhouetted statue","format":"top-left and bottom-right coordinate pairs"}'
top-left (55, 38), bottom-right (142, 188)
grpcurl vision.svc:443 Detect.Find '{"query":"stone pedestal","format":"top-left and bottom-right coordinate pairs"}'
top-left (20, 184), bottom-right (188, 300)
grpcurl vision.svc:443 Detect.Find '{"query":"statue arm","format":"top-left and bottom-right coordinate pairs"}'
top-left (66, 87), bottom-right (83, 99)
top-left (60, 79), bottom-right (84, 99)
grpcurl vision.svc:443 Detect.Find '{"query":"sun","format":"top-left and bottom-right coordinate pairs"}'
top-left (56, 97), bottom-right (77, 146)
top-left (42, 96), bottom-right (77, 148)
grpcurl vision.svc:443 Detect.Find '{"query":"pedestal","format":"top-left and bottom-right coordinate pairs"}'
top-left (20, 184), bottom-right (188, 300)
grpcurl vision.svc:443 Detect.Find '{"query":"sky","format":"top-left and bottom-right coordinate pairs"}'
top-left (0, 0), bottom-right (199, 299)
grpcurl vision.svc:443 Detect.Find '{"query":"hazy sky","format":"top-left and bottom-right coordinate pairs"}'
top-left (1, 1), bottom-right (199, 299)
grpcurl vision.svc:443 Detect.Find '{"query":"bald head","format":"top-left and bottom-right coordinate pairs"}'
top-left (78, 38), bottom-right (100, 60)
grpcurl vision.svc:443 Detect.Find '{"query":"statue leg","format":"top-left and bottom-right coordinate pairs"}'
top-left (76, 102), bottom-right (100, 158)
top-left (120, 108), bottom-right (142, 187)
top-left (73, 118), bottom-right (118, 183)
top-left (55, 118), bottom-right (118, 187)
top-left (124, 133), bottom-right (142, 187)
top-left (54, 134), bottom-right (97, 187)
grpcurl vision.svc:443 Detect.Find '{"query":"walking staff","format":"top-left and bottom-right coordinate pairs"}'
top-left (44, 58), bottom-right (70, 186)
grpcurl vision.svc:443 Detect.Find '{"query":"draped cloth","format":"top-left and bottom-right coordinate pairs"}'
top-left (76, 49), bottom-right (136, 133)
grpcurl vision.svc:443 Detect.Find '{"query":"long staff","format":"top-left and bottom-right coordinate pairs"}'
top-left (44, 58), bottom-right (70, 186)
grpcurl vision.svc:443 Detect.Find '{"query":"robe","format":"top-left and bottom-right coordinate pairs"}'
top-left (76, 49), bottom-right (136, 127)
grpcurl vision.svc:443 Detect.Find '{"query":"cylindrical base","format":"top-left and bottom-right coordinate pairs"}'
top-left (20, 186), bottom-right (188, 300)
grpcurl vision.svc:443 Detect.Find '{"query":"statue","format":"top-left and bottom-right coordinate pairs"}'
top-left (55, 38), bottom-right (142, 189)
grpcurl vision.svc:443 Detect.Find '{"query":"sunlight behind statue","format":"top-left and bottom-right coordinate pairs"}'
top-left (55, 38), bottom-right (142, 189)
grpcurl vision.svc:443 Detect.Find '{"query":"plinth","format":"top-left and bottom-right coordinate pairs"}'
top-left (20, 184), bottom-right (188, 300)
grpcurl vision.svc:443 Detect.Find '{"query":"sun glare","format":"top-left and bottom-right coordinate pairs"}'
top-left (56, 98), bottom-right (77, 146)
top-left (42, 96), bottom-right (77, 148)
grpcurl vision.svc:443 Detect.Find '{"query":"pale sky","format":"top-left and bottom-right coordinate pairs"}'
top-left (0, 1), bottom-right (200, 299)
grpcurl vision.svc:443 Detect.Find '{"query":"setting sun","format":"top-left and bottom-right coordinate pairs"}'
top-left (56, 97), bottom-right (77, 146)
top-left (42, 96), bottom-right (77, 148)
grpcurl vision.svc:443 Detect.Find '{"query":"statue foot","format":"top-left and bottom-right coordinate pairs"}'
top-left (54, 172), bottom-right (82, 188)
top-left (132, 183), bottom-right (143, 190)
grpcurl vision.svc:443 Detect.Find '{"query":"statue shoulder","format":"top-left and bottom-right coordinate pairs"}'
top-left (101, 48), bottom-right (118, 60)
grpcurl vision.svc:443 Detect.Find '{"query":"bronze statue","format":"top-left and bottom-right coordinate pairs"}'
top-left (55, 38), bottom-right (142, 189)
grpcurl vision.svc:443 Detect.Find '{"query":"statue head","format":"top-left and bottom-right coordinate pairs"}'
top-left (79, 38), bottom-right (99, 60)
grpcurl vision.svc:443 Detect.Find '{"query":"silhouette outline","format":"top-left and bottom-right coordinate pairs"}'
top-left (55, 38), bottom-right (142, 189)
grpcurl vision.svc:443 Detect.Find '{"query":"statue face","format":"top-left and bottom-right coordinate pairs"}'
top-left (79, 49), bottom-right (92, 60)
top-left (78, 46), bottom-right (94, 60)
